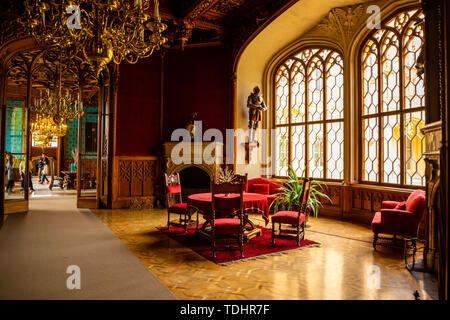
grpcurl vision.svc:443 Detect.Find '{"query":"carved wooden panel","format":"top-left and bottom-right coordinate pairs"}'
top-left (318, 182), bottom-right (415, 224)
top-left (113, 156), bottom-right (160, 208)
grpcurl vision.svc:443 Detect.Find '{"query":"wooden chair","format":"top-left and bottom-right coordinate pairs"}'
top-left (196, 173), bottom-right (247, 230)
top-left (271, 178), bottom-right (311, 246)
top-left (165, 173), bottom-right (190, 232)
top-left (209, 178), bottom-right (245, 258)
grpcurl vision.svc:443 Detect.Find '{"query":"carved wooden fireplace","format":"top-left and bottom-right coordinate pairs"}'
top-left (178, 166), bottom-right (210, 202)
top-left (421, 121), bottom-right (443, 273)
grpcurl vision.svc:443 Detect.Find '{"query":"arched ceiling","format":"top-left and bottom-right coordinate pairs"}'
top-left (234, 0), bottom-right (372, 178)
top-left (236, 0), bottom-right (371, 89)
top-left (0, 0), bottom-right (297, 50)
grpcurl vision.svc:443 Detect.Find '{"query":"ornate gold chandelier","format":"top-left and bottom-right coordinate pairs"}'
top-left (20, 0), bottom-right (168, 74)
top-left (32, 87), bottom-right (83, 128)
top-left (31, 54), bottom-right (84, 147)
top-left (31, 115), bottom-right (68, 147)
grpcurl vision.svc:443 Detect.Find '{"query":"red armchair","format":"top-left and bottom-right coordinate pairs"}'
top-left (371, 189), bottom-right (426, 250)
top-left (246, 177), bottom-right (282, 207)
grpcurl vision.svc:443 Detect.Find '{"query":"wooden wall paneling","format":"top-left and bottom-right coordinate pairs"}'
top-left (112, 155), bottom-right (160, 208)
top-left (318, 183), bottom-right (413, 225)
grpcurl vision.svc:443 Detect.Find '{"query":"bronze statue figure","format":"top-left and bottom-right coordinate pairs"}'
top-left (185, 112), bottom-right (197, 139)
top-left (247, 86), bottom-right (267, 143)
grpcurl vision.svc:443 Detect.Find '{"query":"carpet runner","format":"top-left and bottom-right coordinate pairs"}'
top-left (157, 224), bottom-right (320, 265)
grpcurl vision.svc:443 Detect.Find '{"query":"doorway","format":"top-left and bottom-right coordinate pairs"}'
top-left (0, 46), bottom-right (104, 215)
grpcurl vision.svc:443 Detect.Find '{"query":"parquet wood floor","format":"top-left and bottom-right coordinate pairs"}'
top-left (92, 208), bottom-right (438, 300)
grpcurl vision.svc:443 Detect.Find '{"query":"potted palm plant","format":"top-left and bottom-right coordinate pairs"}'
top-left (270, 166), bottom-right (331, 218)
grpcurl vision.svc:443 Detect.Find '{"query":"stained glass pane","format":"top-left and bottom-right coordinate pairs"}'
top-left (381, 31), bottom-right (400, 112)
top-left (382, 114), bottom-right (401, 184)
top-left (291, 61), bottom-right (306, 123)
top-left (404, 111), bottom-right (425, 186)
top-left (403, 20), bottom-right (425, 109)
top-left (308, 123), bottom-right (323, 178)
top-left (362, 40), bottom-right (378, 115)
top-left (386, 9), bottom-right (417, 32)
top-left (326, 122), bottom-right (344, 179)
top-left (275, 66), bottom-right (289, 125)
top-left (307, 56), bottom-right (323, 122)
top-left (326, 52), bottom-right (344, 120)
top-left (291, 125), bottom-right (305, 176)
top-left (276, 126), bottom-right (289, 176)
top-left (363, 117), bottom-right (379, 182)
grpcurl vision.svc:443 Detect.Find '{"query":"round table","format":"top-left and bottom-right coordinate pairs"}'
top-left (187, 192), bottom-right (269, 225)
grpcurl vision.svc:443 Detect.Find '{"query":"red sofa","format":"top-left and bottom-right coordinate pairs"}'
top-left (371, 189), bottom-right (426, 249)
top-left (245, 177), bottom-right (283, 207)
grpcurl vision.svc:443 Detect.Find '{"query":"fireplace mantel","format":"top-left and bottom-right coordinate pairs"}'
top-left (163, 142), bottom-right (224, 180)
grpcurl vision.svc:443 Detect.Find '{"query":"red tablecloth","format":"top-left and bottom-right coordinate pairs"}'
top-left (188, 192), bottom-right (269, 225)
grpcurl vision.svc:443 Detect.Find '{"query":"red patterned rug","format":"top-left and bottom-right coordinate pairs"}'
top-left (156, 225), bottom-right (320, 265)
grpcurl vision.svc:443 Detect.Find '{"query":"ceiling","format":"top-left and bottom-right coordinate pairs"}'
top-left (0, 0), bottom-right (293, 50)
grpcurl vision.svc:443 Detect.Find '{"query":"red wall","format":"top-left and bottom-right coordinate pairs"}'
top-left (115, 45), bottom-right (232, 156)
top-left (163, 45), bottom-right (232, 141)
top-left (116, 55), bottom-right (161, 155)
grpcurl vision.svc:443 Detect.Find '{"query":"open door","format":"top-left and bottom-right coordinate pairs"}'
top-left (76, 90), bottom-right (100, 209)
top-left (98, 73), bottom-right (111, 208)
top-left (2, 100), bottom-right (30, 214)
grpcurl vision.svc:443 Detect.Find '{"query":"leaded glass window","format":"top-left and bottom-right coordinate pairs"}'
top-left (360, 8), bottom-right (425, 186)
top-left (274, 48), bottom-right (344, 179)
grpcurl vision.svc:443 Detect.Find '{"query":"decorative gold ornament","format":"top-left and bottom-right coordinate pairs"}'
top-left (31, 115), bottom-right (68, 147)
top-left (20, 0), bottom-right (168, 74)
top-left (31, 52), bottom-right (84, 146)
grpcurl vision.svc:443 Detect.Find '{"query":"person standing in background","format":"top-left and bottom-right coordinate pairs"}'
top-left (40, 155), bottom-right (49, 184)
top-left (19, 158), bottom-right (34, 192)
top-left (5, 153), bottom-right (15, 194)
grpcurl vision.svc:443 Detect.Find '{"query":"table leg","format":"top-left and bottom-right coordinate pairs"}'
top-left (243, 215), bottom-right (262, 242)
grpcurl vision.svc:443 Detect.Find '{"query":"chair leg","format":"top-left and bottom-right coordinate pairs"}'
top-left (184, 214), bottom-right (187, 233)
top-left (302, 223), bottom-right (305, 240)
top-left (411, 239), bottom-right (417, 270)
top-left (240, 231), bottom-right (244, 258)
top-left (271, 223), bottom-right (275, 244)
top-left (196, 210), bottom-right (199, 231)
top-left (212, 239), bottom-right (216, 259)
top-left (167, 211), bottom-right (170, 230)
top-left (373, 233), bottom-right (378, 250)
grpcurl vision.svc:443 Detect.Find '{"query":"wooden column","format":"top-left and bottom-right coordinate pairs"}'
top-left (0, 62), bottom-right (6, 219)
top-left (107, 63), bottom-right (119, 208)
top-left (422, 0), bottom-right (448, 300)
top-left (24, 65), bottom-right (32, 199)
top-left (159, 53), bottom-right (164, 145)
top-left (76, 86), bottom-right (83, 198)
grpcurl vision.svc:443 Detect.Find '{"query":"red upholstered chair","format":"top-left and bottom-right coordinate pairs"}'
top-left (271, 178), bottom-right (311, 246)
top-left (165, 173), bottom-right (190, 232)
top-left (371, 189), bottom-right (426, 250)
top-left (209, 177), bottom-right (246, 258)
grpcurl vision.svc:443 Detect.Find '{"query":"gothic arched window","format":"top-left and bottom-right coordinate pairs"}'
top-left (274, 48), bottom-right (344, 180)
top-left (360, 8), bottom-right (425, 186)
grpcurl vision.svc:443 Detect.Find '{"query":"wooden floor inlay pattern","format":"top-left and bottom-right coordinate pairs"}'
top-left (92, 208), bottom-right (438, 300)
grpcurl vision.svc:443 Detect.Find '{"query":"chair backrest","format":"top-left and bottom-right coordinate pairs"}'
top-left (298, 178), bottom-right (312, 220)
top-left (165, 173), bottom-right (182, 204)
top-left (211, 181), bottom-right (245, 221)
top-left (234, 173), bottom-right (247, 185)
top-left (406, 189), bottom-right (426, 217)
